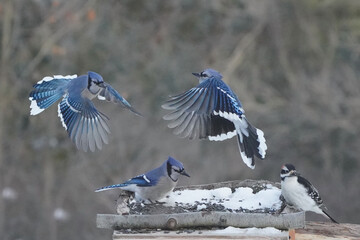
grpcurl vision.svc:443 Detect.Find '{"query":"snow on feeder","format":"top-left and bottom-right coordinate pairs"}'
top-left (97, 179), bottom-right (305, 238)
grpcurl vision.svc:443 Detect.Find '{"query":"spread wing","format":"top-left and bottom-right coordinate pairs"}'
top-left (98, 83), bottom-right (142, 116)
top-left (162, 79), bottom-right (243, 140)
top-left (58, 94), bottom-right (110, 152)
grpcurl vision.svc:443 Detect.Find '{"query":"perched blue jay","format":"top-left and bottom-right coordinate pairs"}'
top-left (29, 71), bottom-right (141, 152)
top-left (95, 156), bottom-right (190, 203)
top-left (162, 69), bottom-right (267, 169)
top-left (281, 164), bottom-right (338, 223)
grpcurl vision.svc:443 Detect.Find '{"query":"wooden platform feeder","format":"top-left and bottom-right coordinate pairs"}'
top-left (97, 179), bottom-right (305, 239)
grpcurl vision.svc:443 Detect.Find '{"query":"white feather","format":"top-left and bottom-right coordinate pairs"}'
top-left (256, 128), bottom-right (267, 158)
top-left (209, 130), bottom-right (237, 141)
top-left (240, 150), bottom-right (255, 169)
top-left (143, 175), bottom-right (150, 183)
top-left (57, 102), bottom-right (67, 130)
top-left (65, 96), bottom-right (80, 113)
top-left (37, 74), bottom-right (77, 84)
top-left (213, 110), bottom-right (241, 122)
top-left (29, 97), bottom-right (45, 115)
top-left (97, 95), bottom-right (106, 100)
top-left (216, 87), bottom-right (236, 101)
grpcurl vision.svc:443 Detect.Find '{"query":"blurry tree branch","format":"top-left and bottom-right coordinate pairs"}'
top-left (21, 0), bottom-right (96, 78)
top-left (0, 0), bottom-right (14, 237)
top-left (223, 23), bottom-right (265, 85)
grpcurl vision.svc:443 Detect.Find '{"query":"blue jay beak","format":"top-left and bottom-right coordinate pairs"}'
top-left (98, 82), bottom-right (106, 88)
top-left (192, 72), bottom-right (201, 78)
top-left (181, 170), bottom-right (190, 178)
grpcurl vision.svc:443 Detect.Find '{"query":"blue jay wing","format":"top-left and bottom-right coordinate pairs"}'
top-left (162, 79), bottom-right (241, 140)
top-left (29, 76), bottom-right (75, 115)
top-left (122, 174), bottom-right (156, 187)
top-left (98, 84), bottom-right (142, 116)
top-left (58, 94), bottom-right (110, 152)
top-left (94, 174), bottom-right (155, 193)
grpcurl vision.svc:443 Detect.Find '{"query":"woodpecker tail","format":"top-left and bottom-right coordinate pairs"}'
top-left (236, 118), bottom-right (267, 169)
top-left (322, 210), bottom-right (339, 224)
top-left (29, 75), bottom-right (76, 115)
top-left (95, 184), bottom-right (126, 192)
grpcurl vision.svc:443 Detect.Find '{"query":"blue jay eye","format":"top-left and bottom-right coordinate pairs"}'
top-left (201, 72), bottom-right (208, 77)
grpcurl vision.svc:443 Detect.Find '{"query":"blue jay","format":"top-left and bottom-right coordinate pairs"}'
top-left (280, 164), bottom-right (338, 223)
top-left (29, 71), bottom-right (141, 152)
top-left (95, 156), bottom-right (190, 203)
top-left (162, 69), bottom-right (267, 169)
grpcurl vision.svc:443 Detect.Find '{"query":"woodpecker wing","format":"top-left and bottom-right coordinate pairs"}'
top-left (297, 175), bottom-right (323, 206)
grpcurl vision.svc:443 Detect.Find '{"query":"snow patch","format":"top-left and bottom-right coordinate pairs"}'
top-left (2, 187), bottom-right (17, 200)
top-left (214, 226), bottom-right (285, 236)
top-left (53, 208), bottom-right (70, 221)
top-left (164, 185), bottom-right (282, 212)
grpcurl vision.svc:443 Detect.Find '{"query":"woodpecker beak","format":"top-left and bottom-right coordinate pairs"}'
top-left (180, 170), bottom-right (190, 178)
top-left (289, 170), bottom-right (298, 176)
top-left (192, 72), bottom-right (201, 78)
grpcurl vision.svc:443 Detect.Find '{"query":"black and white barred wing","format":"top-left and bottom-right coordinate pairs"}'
top-left (162, 80), bottom-right (239, 140)
top-left (297, 176), bottom-right (323, 206)
top-left (58, 94), bottom-right (110, 152)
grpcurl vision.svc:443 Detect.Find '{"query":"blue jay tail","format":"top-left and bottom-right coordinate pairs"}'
top-left (29, 76), bottom-right (73, 115)
top-left (322, 210), bottom-right (339, 224)
top-left (236, 119), bottom-right (267, 169)
top-left (95, 183), bottom-right (126, 192)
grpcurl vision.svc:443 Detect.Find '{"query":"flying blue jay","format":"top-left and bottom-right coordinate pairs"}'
top-left (95, 156), bottom-right (190, 203)
top-left (162, 69), bottom-right (267, 169)
top-left (29, 71), bottom-right (141, 152)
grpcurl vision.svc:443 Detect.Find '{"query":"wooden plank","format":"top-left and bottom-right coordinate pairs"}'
top-left (97, 211), bottom-right (305, 230)
top-left (113, 229), bottom-right (289, 240)
top-left (295, 221), bottom-right (360, 240)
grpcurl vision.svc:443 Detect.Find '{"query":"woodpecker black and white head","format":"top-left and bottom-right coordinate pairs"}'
top-left (280, 164), bottom-right (338, 223)
top-left (280, 163), bottom-right (298, 180)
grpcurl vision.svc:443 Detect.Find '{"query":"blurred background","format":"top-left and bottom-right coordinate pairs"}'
top-left (1, 0), bottom-right (360, 239)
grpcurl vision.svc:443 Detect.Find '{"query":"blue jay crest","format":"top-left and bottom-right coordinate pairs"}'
top-left (162, 69), bottom-right (267, 169)
top-left (29, 71), bottom-right (142, 152)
